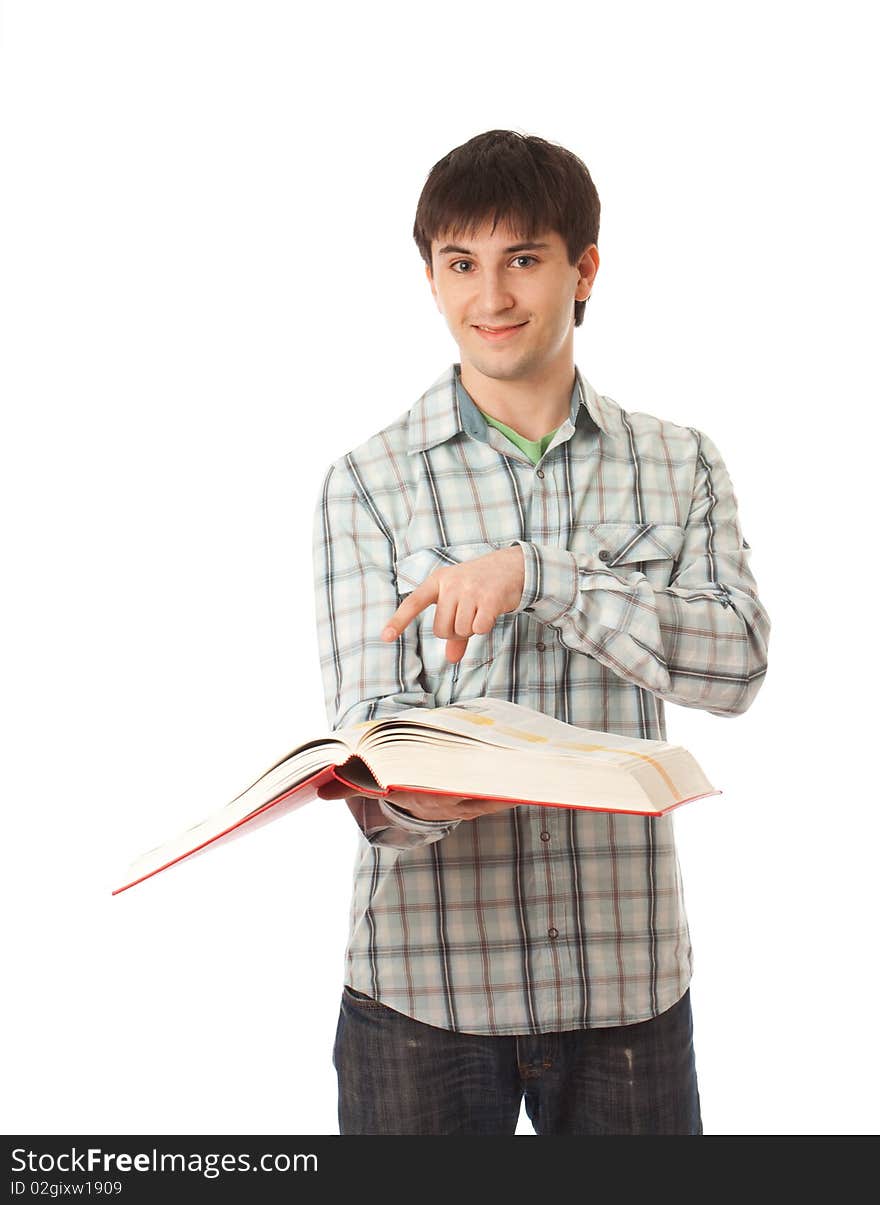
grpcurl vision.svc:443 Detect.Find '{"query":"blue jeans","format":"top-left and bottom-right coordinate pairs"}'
top-left (333, 985), bottom-right (703, 1135)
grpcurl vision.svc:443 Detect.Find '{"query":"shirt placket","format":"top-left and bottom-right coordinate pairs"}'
top-left (524, 449), bottom-right (574, 1021)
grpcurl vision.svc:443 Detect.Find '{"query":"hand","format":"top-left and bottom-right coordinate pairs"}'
top-left (316, 778), bottom-right (521, 822)
top-left (380, 545), bottom-right (525, 663)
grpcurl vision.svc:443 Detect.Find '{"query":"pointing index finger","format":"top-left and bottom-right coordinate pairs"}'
top-left (381, 579), bottom-right (439, 641)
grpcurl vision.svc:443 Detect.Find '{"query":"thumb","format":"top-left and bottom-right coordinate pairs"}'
top-left (316, 779), bottom-right (353, 800)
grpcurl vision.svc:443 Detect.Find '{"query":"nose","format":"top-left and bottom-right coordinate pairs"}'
top-left (474, 269), bottom-right (517, 319)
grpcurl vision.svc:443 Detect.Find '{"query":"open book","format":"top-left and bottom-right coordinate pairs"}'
top-left (113, 697), bottom-right (720, 895)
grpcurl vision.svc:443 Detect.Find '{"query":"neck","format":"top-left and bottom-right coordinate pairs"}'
top-left (459, 357), bottom-right (576, 441)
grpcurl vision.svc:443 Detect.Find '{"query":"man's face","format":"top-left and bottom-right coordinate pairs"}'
top-left (426, 219), bottom-right (598, 382)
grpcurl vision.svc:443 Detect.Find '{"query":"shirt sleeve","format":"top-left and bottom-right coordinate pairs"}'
top-left (509, 429), bottom-right (771, 717)
top-left (312, 458), bottom-right (463, 850)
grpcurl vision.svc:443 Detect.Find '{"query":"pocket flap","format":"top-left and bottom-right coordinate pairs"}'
top-left (586, 522), bottom-right (686, 567)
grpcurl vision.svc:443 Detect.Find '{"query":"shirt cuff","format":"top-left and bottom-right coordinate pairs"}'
top-left (509, 540), bottom-right (582, 622)
top-left (377, 796), bottom-right (461, 834)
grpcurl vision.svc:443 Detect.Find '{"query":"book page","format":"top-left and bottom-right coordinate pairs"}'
top-left (362, 696), bottom-right (677, 767)
top-left (334, 717), bottom-right (389, 749)
top-left (364, 696), bottom-right (718, 815)
top-left (225, 736), bottom-right (349, 805)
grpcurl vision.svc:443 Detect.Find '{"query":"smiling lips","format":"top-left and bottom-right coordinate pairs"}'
top-left (474, 322), bottom-right (527, 341)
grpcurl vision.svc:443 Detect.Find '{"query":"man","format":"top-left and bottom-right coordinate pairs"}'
top-left (312, 129), bottom-right (770, 1135)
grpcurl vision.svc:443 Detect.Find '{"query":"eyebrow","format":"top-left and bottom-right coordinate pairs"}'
top-left (436, 240), bottom-right (552, 257)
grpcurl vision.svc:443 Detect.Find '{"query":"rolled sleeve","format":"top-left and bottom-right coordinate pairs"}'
top-left (504, 429), bottom-right (771, 717)
top-left (344, 796), bottom-right (460, 851)
top-left (377, 797), bottom-right (461, 839)
top-left (509, 539), bottom-right (580, 622)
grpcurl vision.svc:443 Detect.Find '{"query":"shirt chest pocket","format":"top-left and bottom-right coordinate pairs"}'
top-left (393, 541), bottom-right (512, 706)
top-left (575, 521), bottom-right (687, 589)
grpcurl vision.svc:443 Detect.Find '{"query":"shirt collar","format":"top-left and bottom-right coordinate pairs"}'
top-left (407, 362), bottom-right (615, 454)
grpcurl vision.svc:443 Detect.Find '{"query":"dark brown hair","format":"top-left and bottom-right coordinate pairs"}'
top-left (413, 129), bottom-right (600, 327)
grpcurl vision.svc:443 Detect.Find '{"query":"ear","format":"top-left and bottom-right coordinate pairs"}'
top-left (425, 261), bottom-right (440, 308)
top-left (574, 244), bottom-right (600, 301)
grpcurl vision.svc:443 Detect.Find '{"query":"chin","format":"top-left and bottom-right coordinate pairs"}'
top-left (471, 347), bottom-right (541, 378)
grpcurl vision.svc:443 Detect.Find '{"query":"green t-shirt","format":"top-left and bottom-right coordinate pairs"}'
top-left (478, 410), bottom-right (559, 465)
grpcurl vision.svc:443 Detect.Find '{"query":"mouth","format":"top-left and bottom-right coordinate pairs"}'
top-left (472, 321), bottom-right (528, 342)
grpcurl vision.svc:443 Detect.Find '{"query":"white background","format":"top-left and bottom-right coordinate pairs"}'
top-left (2, 0), bottom-right (878, 1137)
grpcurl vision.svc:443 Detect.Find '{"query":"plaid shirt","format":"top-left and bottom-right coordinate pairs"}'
top-left (312, 362), bottom-right (770, 1035)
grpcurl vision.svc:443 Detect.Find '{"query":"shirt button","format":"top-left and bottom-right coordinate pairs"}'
top-left (598, 549), bottom-right (611, 562)
top-left (540, 830), bottom-right (551, 842)
top-left (536, 641), bottom-right (546, 652)
top-left (548, 927), bottom-right (559, 939)
top-left (536, 469), bottom-right (545, 479)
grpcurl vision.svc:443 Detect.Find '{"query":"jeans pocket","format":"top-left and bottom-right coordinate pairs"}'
top-left (343, 983), bottom-right (384, 1009)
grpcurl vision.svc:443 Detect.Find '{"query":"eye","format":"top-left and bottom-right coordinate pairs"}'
top-left (449, 255), bottom-right (538, 273)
